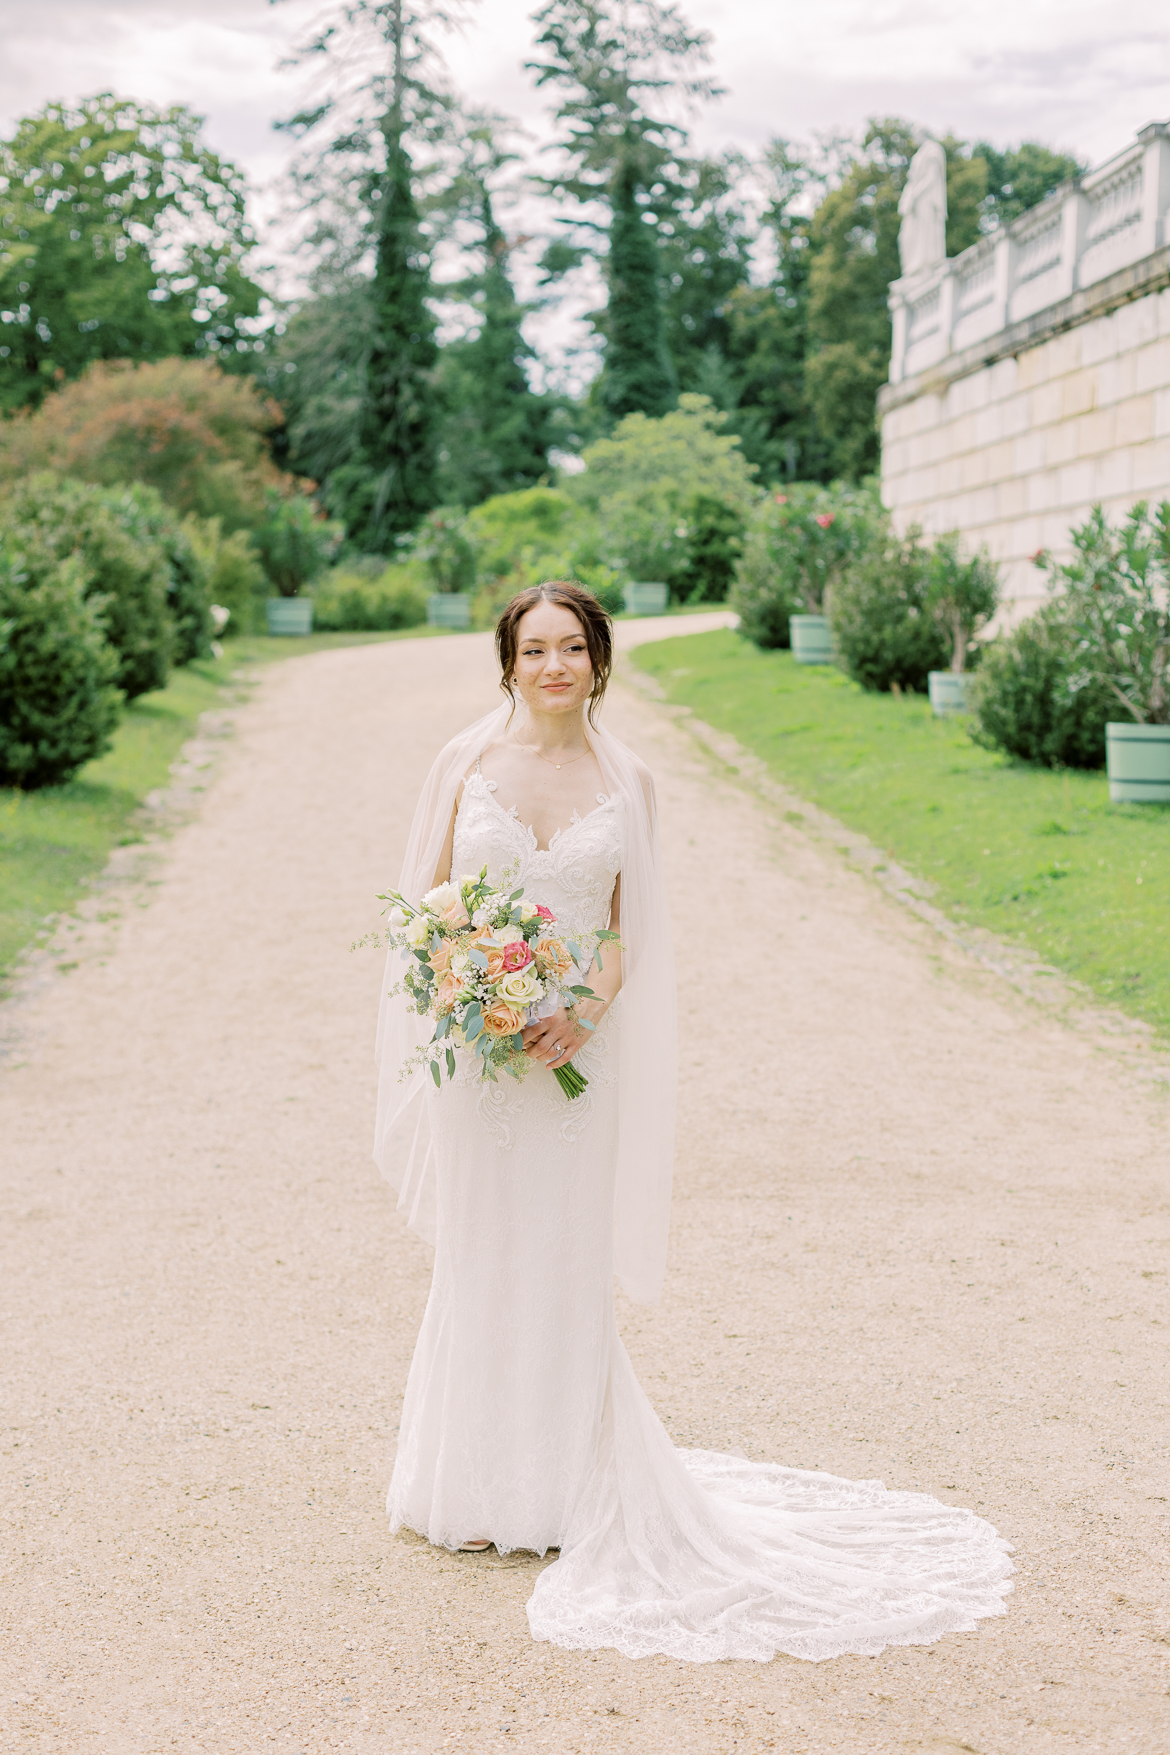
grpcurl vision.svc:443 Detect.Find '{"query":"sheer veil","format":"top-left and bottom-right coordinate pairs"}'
top-left (373, 700), bottom-right (677, 1305)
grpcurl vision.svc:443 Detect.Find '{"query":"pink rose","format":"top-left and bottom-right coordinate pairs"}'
top-left (815, 512), bottom-right (835, 528)
top-left (501, 939), bottom-right (533, 973)
top-left (773, 493), bottom-right (788, 505)
top-left (535, 904), bottom-right (556, 924)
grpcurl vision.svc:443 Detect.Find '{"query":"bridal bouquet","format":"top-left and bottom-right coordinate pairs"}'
top-left (379, 866), bottom-right (620, 1101)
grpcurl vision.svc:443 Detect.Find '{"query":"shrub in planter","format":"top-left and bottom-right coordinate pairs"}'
top-left (731, 481), bottom-right (880, 650)
top-left (926, 534), bottom-right (1000, 673)
top-left (253, 494), bottom-right (343, 597)
top-left (968, 602), bottom-right (1114, 768)
top-left (0, 544), bottom-right (122, 789)
top-left (829, 525), bottom-right (950, 692)
top-left (311, 569), bottom-right (428, 632)
top-left (413, 506), bottom-right (477, 596)
top-left (1034, 501), bottom-right (1170, 726)
top-left (1, 473), bottom-right (173, 698)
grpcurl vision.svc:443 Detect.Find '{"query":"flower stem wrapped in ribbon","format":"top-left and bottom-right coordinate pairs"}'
top-left (377, 865), bottom-right (621, 1101)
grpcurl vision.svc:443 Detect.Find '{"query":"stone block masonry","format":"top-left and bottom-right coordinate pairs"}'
top-left (879, 122), bottom-right (1170, 615)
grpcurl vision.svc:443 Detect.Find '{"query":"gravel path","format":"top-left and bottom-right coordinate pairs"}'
top-left (2, 623), bottom-right (1168, 1755)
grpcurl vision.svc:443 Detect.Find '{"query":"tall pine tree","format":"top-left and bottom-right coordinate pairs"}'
top-left (529, 0), bottom-right (716, 424)
top-left (432, 118), bottom-right (555, 503)
top-left (276, 0), bottom-right (464, 547)
top-left (603, 150), bottom-right (676, 419)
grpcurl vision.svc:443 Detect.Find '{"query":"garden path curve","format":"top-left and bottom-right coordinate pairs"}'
top-left (2, 619), bottom-right (1168, 1755)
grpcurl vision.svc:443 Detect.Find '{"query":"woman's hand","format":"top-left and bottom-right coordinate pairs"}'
top-left (521, 1004), bottom-right (598, 1071)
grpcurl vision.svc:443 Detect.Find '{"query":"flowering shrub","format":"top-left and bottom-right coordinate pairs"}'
top-left (731, 481), bottom-right (882, 649)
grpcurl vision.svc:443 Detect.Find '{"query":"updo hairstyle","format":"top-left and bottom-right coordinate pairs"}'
top-left (495, 582), bottom-right (614, 724)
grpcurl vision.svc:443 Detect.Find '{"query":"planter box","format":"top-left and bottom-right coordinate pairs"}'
top-left (928, 670), bottom-right (971, 716)
top-left (427, 593), bottom-right (472, 629)
top-left (1106, 721), bottom-right (1170, 803)
top-left (623, 581), bottom-right (669, 616)
top-left (790, 614), bottom-right (833, 664)
top-left (265, 597), bottom-right (313, 636)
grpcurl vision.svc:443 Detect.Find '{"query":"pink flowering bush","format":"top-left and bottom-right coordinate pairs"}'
top-left (731, 481), bottom-right (881, 649)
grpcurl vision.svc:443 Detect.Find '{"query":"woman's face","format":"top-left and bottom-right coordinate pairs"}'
top-left (511, 601), bottom-right (594, 720)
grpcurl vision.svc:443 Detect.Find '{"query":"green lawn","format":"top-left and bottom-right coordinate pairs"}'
top-left (634, 630), bottom-right (1170, 1037)
top-left (0, 626), bottom-right (446, 992)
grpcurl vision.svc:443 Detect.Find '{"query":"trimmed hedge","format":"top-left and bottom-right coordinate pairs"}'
top-left (0, 545), bottom-right (122, 789)
top-left (2, 474), bottom-right (174, 698)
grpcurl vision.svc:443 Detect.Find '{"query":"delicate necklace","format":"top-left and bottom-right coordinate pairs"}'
top-left (512, 734), bottom-right (591, 772)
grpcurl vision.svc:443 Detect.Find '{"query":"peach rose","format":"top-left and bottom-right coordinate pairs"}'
top-left (429, 937), bottom-right (456, 975)
top-left (481, 1001), bottom-right (524, 1038)
top-left (441, 900), bottom-right (469, 927)
top-left (484, 945), bottom-right (508, 981)
top-left (435, 972), bottom-right (464, 1012)
top-left (533, 935), bottom-right (572, 980)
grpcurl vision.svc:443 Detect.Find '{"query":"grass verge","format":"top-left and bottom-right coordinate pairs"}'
top-left (0, 626), bottom-right (439, 992)
top-left (634, 629), bottom-right (1170, 1037)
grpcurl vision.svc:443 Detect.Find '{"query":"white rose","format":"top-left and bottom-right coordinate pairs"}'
top-left (422, 880), bottom-right (460, 915)
top-left (498, 969), bottom-right (541, 1005)
top-left (405, 913), bottom-right (431, 949)
top-left (519, 901), bottom-right (537, 922)
top-left (496, 924), bottom-right (524, 944)
top-left (450, 949), bottom-right (470, 973)
top-left (386, 905), bottom-right (408, 930)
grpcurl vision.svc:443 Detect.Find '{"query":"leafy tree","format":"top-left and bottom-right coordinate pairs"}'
top-left (569, 393), bottom-right (755, 587)
top-left (975, 142), bottom-right (1085, 227)
top-left (431, 117), bottom-right (555, 504)
top-left (530, 0), bottom-right (717, 422)
top-left (0, 95), bottom-right (266, 416)
top-left (275, 0), bottom-right (461, 547)
top-left (804, 121), bottom-right (993, 480)
top-left (657, 152), bottom-right (754, 396)
top-left (0, 358), bottom-right (292, 531)
top-left (0, 543), bottom-right (122, 789)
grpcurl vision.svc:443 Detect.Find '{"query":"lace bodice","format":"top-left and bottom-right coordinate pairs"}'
top-left (452, 771), bottom-right (621, 943)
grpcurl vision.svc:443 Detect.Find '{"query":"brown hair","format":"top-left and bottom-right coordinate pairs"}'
top-left (495, 581), bottom-right (614, 724)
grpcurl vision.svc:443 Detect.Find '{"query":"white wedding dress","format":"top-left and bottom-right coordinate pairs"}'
top-left (386, 772), bottom-right (1013, 1663)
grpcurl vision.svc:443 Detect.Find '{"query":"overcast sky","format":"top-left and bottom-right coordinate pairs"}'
top-left (2, 1), bottom-right (1168, 374)
top-left (3, 0), bottom-right (1167, 182)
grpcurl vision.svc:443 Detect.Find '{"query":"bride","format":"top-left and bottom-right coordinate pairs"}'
top-left (374, 581), bottom-right (1012, 1664)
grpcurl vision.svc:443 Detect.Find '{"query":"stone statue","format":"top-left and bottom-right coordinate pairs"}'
top-left (898, 138), bottom-right (948, 277)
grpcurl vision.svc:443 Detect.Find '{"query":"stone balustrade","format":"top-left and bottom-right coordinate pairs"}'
top-left (889, 123), bottom-right (1170, 385)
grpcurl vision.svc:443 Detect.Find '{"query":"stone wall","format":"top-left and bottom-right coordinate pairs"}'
top-left (878, 124), bottom-right (1170, 615)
